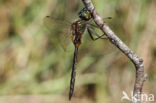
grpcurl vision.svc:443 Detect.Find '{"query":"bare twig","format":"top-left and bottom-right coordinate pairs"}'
top-left (82, 0), bottom-right (147, 103)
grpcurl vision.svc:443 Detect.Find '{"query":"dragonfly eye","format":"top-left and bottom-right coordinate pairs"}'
top-left (79, 8), bottom-right (91, 21)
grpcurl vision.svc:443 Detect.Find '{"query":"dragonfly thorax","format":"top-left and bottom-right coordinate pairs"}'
top-left (71, 20), bottom-right (87, 48)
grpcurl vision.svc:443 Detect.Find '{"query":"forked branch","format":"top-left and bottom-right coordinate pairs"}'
top-left (82, 0), bottom-right (147, 103)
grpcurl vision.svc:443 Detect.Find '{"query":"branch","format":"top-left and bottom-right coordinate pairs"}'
top-left (82, 0), bottom-right (147, 103)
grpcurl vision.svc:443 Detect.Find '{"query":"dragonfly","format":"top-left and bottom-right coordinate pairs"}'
top-left (44, 7), bottom-right (111, 100)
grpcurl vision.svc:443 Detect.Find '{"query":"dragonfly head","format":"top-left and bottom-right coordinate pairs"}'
top-left (79, 8), bottom-right (91, 21)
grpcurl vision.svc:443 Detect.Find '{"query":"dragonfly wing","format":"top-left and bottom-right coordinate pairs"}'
top-left (44, 16), bottom-right (71, 29)
top-left (59, 28), bottom-right (73, 51)
top-left (43, 16), bottom-right (72, 50)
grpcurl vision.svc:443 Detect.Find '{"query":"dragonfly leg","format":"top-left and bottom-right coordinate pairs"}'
top-left (87, 27), bottom-right (108, 41)
top-left (87, 17), bottom-right (112, 28)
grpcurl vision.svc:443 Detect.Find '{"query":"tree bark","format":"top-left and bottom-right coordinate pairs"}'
top-left (81, 0), bottom-right (147, 103)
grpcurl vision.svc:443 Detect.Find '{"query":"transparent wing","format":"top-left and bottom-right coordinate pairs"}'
top-left (43, 16), bottom-right (72, 50)
top-left (59, 27), bottom-right (72, 51)
top-left (44, 16), bottom-right (71, 28)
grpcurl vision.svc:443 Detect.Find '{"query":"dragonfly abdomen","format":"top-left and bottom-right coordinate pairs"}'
top-left (69, 47), bottom-right (78, 100)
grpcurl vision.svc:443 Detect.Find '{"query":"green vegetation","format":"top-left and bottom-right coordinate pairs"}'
top-left (0, 0), bottom-right (155, 103)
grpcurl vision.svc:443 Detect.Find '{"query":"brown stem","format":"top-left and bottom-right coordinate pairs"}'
top-left (82, 0), bottom-right (147, 103)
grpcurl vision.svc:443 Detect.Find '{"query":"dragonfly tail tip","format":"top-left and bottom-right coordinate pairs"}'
top-left (69, 92), bottom-right (73, 101)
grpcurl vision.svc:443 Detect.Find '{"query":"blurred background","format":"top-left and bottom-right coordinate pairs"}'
top-left (0, 0), bottom-right (156, 103)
